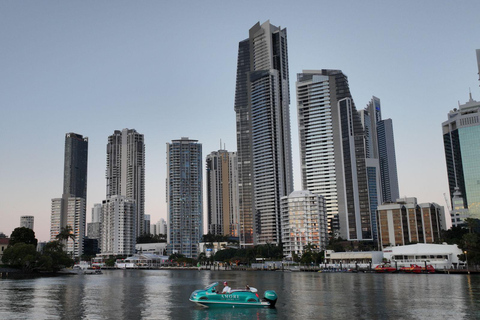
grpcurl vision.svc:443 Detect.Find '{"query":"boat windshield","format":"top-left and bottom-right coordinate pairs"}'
top-left (204, 282), bottom-right (218, 290)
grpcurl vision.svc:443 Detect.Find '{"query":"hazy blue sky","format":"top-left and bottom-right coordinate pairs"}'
top-left (1, 1), bottom-right (479, 241)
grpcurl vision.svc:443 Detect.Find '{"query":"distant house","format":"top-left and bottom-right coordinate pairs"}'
top-left (0, 238), bottom-right (9, 261)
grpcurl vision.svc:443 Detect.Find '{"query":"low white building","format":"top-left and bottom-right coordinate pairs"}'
top-left (135, 242), bottom-right (167, 255)
top-left (324, 250), bottom-right (384, 269)
top-left (382, 243), bottom-right (464, 269)
top-left (115, 253), bottom-right (169, 269)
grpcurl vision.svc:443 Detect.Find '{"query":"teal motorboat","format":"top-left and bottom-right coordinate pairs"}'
top-left (189, 282), bottom-right (277, 308)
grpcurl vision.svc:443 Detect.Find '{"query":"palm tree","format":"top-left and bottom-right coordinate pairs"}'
top-left (56, 225), bottom-right (76, 257)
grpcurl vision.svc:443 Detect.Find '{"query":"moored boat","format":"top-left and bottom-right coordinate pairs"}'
top-left (189, 282), bottom-right (277, 308)
top-left (374, 264), bottom-right (397, 273)
top-left (400, 264), bottom-right (435, 274)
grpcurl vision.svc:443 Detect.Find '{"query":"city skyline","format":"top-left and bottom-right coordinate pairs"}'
top-left (1, 1), bottom-right (480, 241)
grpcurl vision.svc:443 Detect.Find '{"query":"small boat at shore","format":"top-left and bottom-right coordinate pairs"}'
top-left (189, 282), bottom-right (277, 308)
top-left (399, 264), bottom-right (435, 274)
top-left (374, 264), bottom-right (397, 273)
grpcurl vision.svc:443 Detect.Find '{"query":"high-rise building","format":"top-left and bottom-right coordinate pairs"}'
top-left (151, 218), bottom-right (167, 236)
top-left (100, 196), bottom-right (136, 256)
top-left (234, 21), bottom-right (293, 246)
top-left (360, 96), bottom-right (400, 240)
top-left (377, 197), bottom-right (444, 248)
top-left (166, 138), bottom-right (202, 258)
top-left (442, 92), bottom-right (480, 220)
top-left (296, 70), bottom-right (371, 241)
top-left (50, 133), bottom-right (88, 257)
top-left (20, 216), bottom-right (34, 230)
top-left (450, 187), bottom-right (469, 228)
top-left (144, 214), bottom-right (151, 235)
top-left (281, 191), bottom-right (328, 257)
top-left (106, 128), bottom-right (145, 238)
top-left (87, 203), bottom-right (102, 242)
top-left (206, 149), bottom-right (239, 238)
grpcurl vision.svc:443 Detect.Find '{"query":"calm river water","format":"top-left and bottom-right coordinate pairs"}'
top-left (0, 270), bottom-right (479, 319)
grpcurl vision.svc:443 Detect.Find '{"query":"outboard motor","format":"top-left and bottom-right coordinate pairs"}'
top-left (263, 290), bottom-right (277, 308)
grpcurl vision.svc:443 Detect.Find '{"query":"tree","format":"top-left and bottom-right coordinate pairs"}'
top-left (9, 227), bottom-right (38, 248)
top-left (56, 225), bottom-right (75, 242)
top-left (37, 241), bottom-right (74, 272)
top-left (137, 234), bottom-right (167, 244)
top-left (2, 243), bottom-right (37, 272)
top-left (465, 218), bottom-right (480, 234)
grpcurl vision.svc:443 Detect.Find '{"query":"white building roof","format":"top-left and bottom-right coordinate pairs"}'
top-left (383, 243), bottom-right (462, 255)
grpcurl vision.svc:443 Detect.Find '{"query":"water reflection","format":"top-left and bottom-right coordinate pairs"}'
top-left (1, 271), bottom-right (480, 319)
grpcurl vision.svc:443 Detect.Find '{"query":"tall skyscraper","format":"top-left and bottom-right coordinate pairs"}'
top-left (50, 133), bottom-right (88, 257)
top-left (234, 21), bottom-right (293, 246)
top-left (296, 70), bottom-right (371, 241)
top-left (443, 92), bottom-right (480, 220)
top-left (360, 96), bottom-right (399, 240)
top-left (106, 128), bottom-right (145, 238)
top-left (362, 97), bottom-right (399, 203)
top-left (206, 149), bottom-right (239, 237)
top-left (20, 216), bottom-right (34, 230)
top-left (166, 138), bottom-right (202, 258)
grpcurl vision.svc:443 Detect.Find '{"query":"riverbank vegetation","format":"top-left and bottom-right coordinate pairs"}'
top-left (1, 227), bottom-right (74, 274)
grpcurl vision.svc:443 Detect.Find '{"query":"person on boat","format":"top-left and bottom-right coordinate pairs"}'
top-left (222, 281), bottom-right (231, 294)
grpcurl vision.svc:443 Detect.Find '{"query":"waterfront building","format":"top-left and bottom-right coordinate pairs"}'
top-left (20, 216), bottom-right (34, 230)
top-left (106, 128), bottom-right (145, 238)
top-left (115, 253), bottom-right (169, 269)
top-left (166, 138), bottom-right (202, 258)
top-left (100, 195), bottom-right (136, 256)
top-left (206, 149), bottom-right (239, 238)
top-left (324, 250), bottom-right (384, 267)
top-left (198, 241), bottom-right (238, 258)
top-left (360, 97), bottom-right (400, 240)
top-left (281, 191), bottom-right (328, 257)
top-left (377, 197), bottom-right (445, 248)
top-left (135, 242), bottom-right (167, 255)
top-left (442, 91), bottom-right (480, 221)
top-left (50, 132), bottom-right (88, 258)
top-left (383, 243), bottom-right (464, 269)
top-left (296, 70), bottom-right (371, 241)
top-left (234, 21), bottom-right (293, 246)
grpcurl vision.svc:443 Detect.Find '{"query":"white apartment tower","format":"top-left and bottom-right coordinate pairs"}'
top-left (100, 196), bottom-right (136, 256)
top-left (106, 129), bottom-right (145, 238)
top-left (20, 216), bottom-right (34, 230)
top-left (297, 70), bottom-right (372, 241)
top-left (281, 191), bottom-right (328, 257)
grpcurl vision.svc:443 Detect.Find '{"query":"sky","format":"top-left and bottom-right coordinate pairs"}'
top-left (1, 1), bottom-right (480, 242)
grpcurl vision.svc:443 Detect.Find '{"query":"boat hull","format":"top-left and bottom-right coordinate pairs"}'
top-left (189, 283), bottom-right (277, 308)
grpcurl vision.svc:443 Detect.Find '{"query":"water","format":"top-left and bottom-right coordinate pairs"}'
top-left (1, 270), bottom-right (479, 319)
